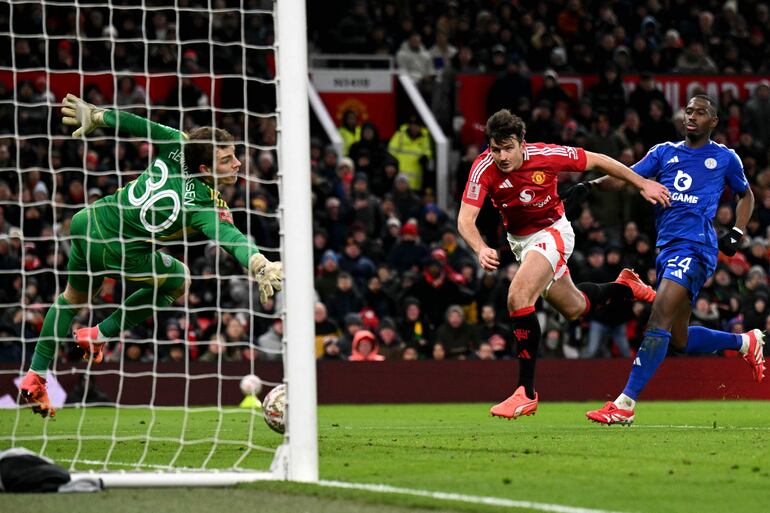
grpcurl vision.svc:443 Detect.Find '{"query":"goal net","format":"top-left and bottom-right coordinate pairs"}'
top-left (0, 0), bottom-right (316, 485)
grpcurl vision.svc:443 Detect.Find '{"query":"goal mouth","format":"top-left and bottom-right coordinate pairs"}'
top-left (1, 0), bottom-right (316, 484)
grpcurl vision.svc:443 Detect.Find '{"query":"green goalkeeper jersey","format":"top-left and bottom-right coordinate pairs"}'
top-left (89, 110), bottom-right (259, 267)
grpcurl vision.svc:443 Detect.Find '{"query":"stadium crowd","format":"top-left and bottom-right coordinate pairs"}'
top-left (1, 1), bottom-right (770, 365)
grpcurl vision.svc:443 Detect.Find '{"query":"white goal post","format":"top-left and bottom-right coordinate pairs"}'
top-left (273, 0), bottom-right (318, 483)
top-left (1, 0), bottom-right (317, 487)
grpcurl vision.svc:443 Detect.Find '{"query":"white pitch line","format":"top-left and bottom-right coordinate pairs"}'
top-left (319, 480), bottom-right (629, 513)
top-left (638, 424), bottom-right (770, 431)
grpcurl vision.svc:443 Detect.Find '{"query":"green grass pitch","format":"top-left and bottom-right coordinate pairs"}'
top-left (2, 401), bottom-right (769, 513)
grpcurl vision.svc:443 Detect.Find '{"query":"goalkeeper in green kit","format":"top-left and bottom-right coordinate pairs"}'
top-left (20, 94), bottom-right (283, 418)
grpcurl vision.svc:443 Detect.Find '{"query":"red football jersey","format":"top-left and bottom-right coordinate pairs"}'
top-left (462, 142), bottom-right (588, 236)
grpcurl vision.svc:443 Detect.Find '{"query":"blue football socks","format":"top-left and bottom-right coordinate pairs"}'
top-left (622, 327), bottom-right (671, 400)
top-left (685, 326), bottom-right (743, 353)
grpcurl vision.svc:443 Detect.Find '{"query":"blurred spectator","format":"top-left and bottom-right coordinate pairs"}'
top-left (675, 40), bottom-right (718, 74)
top-left (589, 65), bottom-right (626, 126)
top-left (320, 336), bottom-right (345, 361)
top-left (198, 334), bottom-right (232, 363)
top-left (640, 100), bottom-right (678, 149)
top-left (431, 342), bottom-right (446, 361)
top-left (434, 305), bottom-right (474, 359)
top-left (339, 109), bottom-right (362, 156)
top-left (742, 81), bottom-right (770, 152)
top-left (387, 220), bottom-right (429, 274)
top-left (475, 304), bottom-right (512, 359)
top-left (472, 341), bottom-right (495, 360)
top-left (391, 174), bottom-right (421, 220)
top-left (429, 29), bottom-right (457, 71)
top-left (349, 122), bottom-right (387, 177)
top-left (396, 32), bottom-right (435, 85)
top-left (349, 329), bottom-right (385, 361)
top-left (629, 73), bottom-right (671, 125)
top-left (387, 117), bottom-right (433, 191)
top-left (377, 317), bottom-right (405, 360)
top-left (314, 302), bottom-right (341, 357)
top-left (397, 296), bottom-right (432, 359)
top-left (325, 272), bottom-right (364, 326)
top-left (582, 320), bottom-right (631, 358)
top-left (257, 318), bottom-right (283, 362)
top-left (486, 54), bottom-right (531, 117)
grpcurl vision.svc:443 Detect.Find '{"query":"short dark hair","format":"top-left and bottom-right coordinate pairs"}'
top-left (689, 94), bottom-right (718, 115)
top-left (484, 109), bottom-right (526, 143)
top-left (183, 127), bottom-right (234, 173)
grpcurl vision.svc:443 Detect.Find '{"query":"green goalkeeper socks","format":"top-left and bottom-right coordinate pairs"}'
top-left (98, 288), bottom-right (178, 338)
top-left (30, 294), bottom-right (80, 374)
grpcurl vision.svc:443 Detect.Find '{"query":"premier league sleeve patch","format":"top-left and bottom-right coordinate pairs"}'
top-left (467, 182), bottom-right (481, 200)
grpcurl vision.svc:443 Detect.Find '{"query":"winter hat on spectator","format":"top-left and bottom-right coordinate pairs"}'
top-left (379, 317), bottom-right (397, 332)
top-left (401, 221), bottom-right (418, 237)
top-left (543, 68), bottom-right (559, 81)
top-left (423, 203), bottom-right (441, 217)
top-left (86, 151), bottom-right (99, 167)
top-left (338, 157), bottom-right (355, 172)
top-left (359, 308), bottom-right (380, 330)
top-left (386, 217), bottom-right (401, 230)
top-left (325, 197), bottom-right (341, 209)
top-left (344, 312), bottom-right (363, 327)
top-left (33, 181), bottom-right (49, 197)
top-left (395, 173), bottom-right (410, 186)
top-left (87, 187), bottom-right (102, 198)
top-left (446, 304), bottom-right (464, 319)
top-left (321, 250), bottom-right (338, 265)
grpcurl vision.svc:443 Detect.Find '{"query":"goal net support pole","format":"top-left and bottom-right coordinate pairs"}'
top-left (273, 0), bottom-right (318, 482)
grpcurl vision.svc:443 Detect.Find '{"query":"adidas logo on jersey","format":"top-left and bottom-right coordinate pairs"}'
top-left (633, 357), bottom-right (642, 366)
top-left (671, 269), bottom-right (684, 279)
top-left (498, 179), bottom-right (514, 189)
top-left (666, 155), bottom-right (679, 164)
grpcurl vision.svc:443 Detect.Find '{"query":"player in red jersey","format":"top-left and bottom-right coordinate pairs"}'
top-left (458, 110), bottom-right (671, 419)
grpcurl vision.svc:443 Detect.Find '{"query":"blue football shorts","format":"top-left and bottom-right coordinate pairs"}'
top-left (655, 239), bottom-right (717, 305)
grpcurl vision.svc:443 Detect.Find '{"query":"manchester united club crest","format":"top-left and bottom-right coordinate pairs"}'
top-left (532, 171), bottom-right (545, 184)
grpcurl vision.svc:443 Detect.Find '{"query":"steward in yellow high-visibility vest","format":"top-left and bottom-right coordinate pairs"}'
top-left (387, 117), bottom-right (433, 190)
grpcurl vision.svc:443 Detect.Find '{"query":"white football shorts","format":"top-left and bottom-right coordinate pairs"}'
top-left (506, 215), bottom-right (575, 280)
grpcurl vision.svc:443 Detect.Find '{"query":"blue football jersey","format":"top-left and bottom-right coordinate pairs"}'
top-left (632, 140), bottom-right (748, 249)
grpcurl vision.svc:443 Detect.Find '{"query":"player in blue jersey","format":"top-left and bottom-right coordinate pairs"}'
top-left (565, 95), bottom-right (764, 425)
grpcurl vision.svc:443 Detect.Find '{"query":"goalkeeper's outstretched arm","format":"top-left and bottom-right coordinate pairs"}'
top-left (62, 93), bottom-right (185, 142)
top-left (191, 208), bottom-right (282, 303)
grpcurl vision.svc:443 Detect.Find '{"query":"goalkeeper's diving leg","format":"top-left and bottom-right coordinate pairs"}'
top-left (74, 251), bottom-right (191, 362)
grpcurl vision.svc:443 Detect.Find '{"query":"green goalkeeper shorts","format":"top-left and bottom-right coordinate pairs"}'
top-left (67, 208), bottom-right (188, 293)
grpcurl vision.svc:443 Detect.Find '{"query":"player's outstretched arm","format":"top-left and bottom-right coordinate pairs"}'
top-left (458, 201), bottom-right (499, 271)
top-left (191, 207), bottom-right (282, 303)
top-left (62, 93), bottom-right (184, 142)
top-left (719, 188), bottom-right (755, 256)
top-left (584, 151), bottom-right (671, 207)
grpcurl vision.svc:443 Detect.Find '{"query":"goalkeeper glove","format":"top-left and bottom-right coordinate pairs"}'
top-left (560, 181), bottom-right (593, 221)
top-left (61, 93), bottom-right (107, 137)
top-left (249, 253), bottom-right (283, 304)
top-left (718, 227), bottom-right (743, 256)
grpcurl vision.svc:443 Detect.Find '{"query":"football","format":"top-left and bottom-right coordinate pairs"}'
top-left (239, 374), bottom-right (263, 396)
top-left (262, 384), bottom-right (287, 434)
